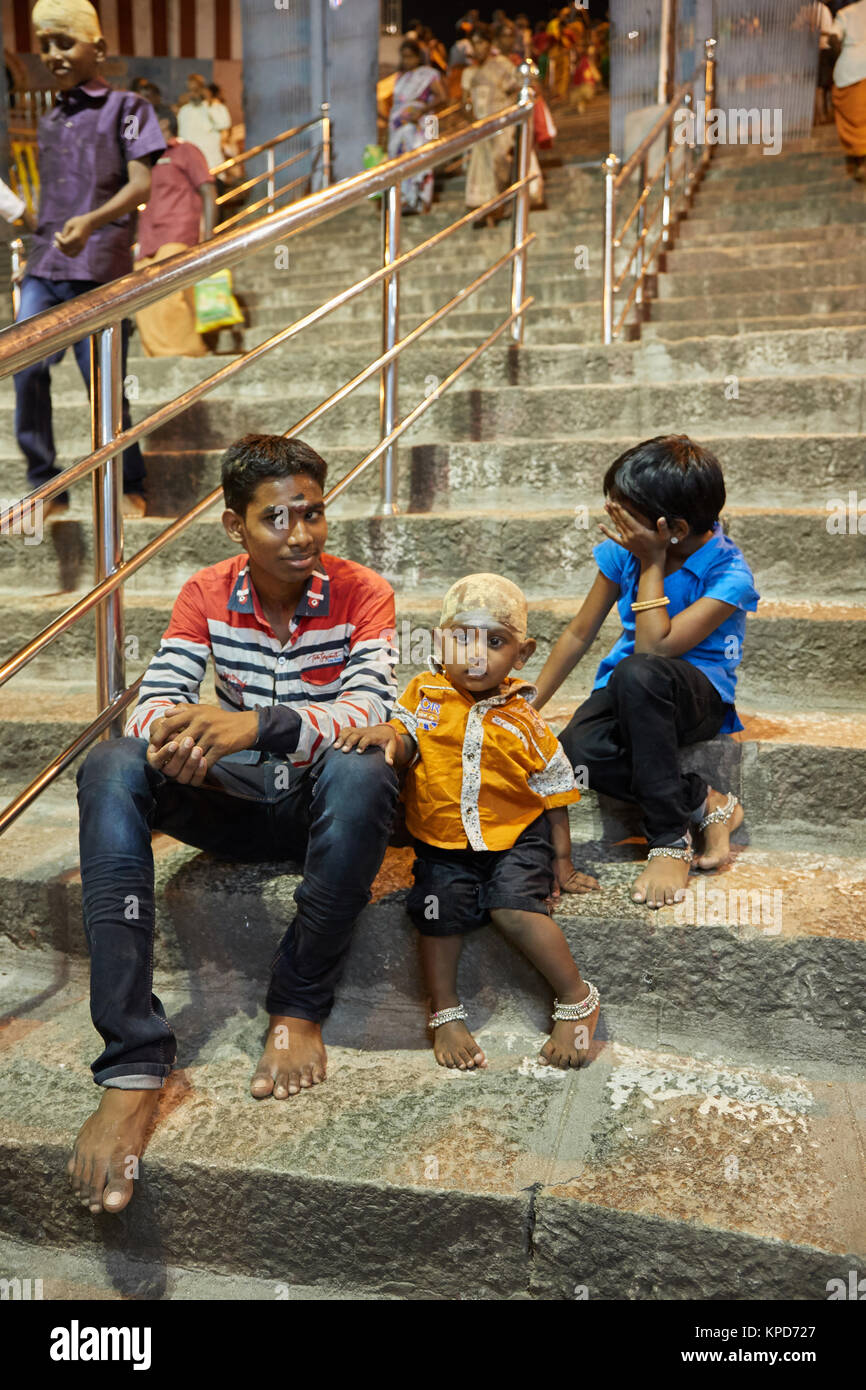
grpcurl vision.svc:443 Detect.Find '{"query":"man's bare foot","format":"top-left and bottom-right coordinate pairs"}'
top-left (632, 853), bottom-right (691, 908)
top-left (432, 1019), bottom-right (487, 1070)
top-left (693, 789), bottom-right (744, 870)
top-left (68, 1088), bottom-right (160, 1215)
top-left (122, 493), bottom-right (147, 519)
top-left (250, 1015), bottom-right (327, 1099)
top-left (539, 986), bottom-right (599, 1069)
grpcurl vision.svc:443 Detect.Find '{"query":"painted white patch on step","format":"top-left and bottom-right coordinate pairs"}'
top-left (606, 1044), bottom-right (814, 1120)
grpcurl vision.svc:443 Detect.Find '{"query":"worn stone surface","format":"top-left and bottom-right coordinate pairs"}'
top-left (0, 113), bottom-right (864, 1300)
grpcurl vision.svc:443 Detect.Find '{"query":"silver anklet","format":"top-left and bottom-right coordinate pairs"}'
top-left (647, 845), bottom-right (693, 863)
top-left (698, 791), bottom-right (739, 831)
top-left (428, 1004), bottom-right (468, 1030)
top-left (552, 984), bottom-right (599, 1021)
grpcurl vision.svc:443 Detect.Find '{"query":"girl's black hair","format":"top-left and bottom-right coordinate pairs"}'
top-left (400, 37), bottom-right (424, 58)
top-left (221, 434), bottom-right (328, 515)
top-left (602, 434), bottom-right (726, 534)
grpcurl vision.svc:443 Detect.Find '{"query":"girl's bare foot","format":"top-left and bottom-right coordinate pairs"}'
top-left (539, 986), bottom-right (599, 1069)
top-left (68, 1088), bottom-right (160, 1215)
top-left (432, 1019), bottom-right (486, 1070)
top-left (250, 1015), bottom-right (327, 1099)
top-left (632, 852), bottom-right (691, 908)
top-left (693, 789), bottom-right (744, 870)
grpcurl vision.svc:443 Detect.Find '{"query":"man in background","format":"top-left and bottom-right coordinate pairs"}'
top-left (134, 107), bottom-right (216, 358)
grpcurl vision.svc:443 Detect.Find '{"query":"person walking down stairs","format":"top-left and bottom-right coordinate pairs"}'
top-left (12, 0), bottom-right (165, 519)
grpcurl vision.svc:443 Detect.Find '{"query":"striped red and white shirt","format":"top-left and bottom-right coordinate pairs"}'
top-left (125, 552), bottom-right (397, 768)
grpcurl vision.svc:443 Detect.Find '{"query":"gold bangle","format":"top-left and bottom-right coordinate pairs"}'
top-left (630, 596), bottom-right (670, 612)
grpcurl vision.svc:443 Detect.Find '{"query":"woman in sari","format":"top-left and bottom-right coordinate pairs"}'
top-left (462, 26), bottom-right (520, 227)
top-left (388, 39), bottom-right (446, 215)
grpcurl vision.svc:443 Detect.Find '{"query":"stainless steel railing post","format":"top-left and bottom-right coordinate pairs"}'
top-left (378, 182), bottom-right (401, 515)
top-left (321, 103), bottom-right (332, 187)
top-left (266, 147), bottom-right (276, 213)
top-left (702, 38), bottom-right (717, 169)
top-left (10, 237), bottom-right (24, 320)
top-left (90, 324), bottom-right (126, 736)
top-left (510, 64), bottom-right (535, 345)
top-left (635, 156), bottom-right (647, 316)
top-left (601, 152), bottom-right (620, 345)
top-left (661, 117), bottom-right (674, 250)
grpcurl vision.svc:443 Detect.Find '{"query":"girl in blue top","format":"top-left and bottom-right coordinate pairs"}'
top-left (534, 435), bottom-right (759, 909)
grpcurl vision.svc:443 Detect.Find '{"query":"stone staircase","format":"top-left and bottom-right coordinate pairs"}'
top-left (0, 119), bottom-right (864, 1300)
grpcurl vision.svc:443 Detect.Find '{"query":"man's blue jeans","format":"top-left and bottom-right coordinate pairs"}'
top-left (14, 274), bottom-right (146, 502)
top-left (76, 738), bottom-right (399, 1086)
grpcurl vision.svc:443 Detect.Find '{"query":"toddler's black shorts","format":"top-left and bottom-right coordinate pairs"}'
top-left (406, 813), bottom-right (554, 937)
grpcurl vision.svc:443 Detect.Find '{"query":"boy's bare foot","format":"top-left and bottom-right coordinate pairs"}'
top-left (250, 1015), bottom-right (327, 1099)
top-left (539, 987), bottom-right (599, 1069)
top-left (431, 1019), bottom-right (487, 1070)
top-left (68, 1088), bottom-right (160, 1215)
top-left (632, 852), bottom-right (691, 908)
top-left (693, 789), bottom-right (744, 870)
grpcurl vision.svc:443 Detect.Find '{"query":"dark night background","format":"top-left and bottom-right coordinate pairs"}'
top-left (402, 1), bottom-right (610, 43)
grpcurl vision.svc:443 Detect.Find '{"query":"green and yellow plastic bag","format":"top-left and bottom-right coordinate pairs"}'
top-left (193, 268), bottom-right (244, 333)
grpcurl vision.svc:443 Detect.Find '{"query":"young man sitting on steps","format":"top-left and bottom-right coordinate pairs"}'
top-left (70, 434), bottom-right (399, 1216)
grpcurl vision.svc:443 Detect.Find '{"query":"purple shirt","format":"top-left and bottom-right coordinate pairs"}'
top-left (28, 78), bottom-right (165, 284)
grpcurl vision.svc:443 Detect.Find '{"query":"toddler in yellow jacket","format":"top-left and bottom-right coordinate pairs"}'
top-left (336, 573), bottom-right (601, 1071)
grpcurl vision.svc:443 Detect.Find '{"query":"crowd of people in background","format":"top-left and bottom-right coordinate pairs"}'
top-left (383, 8), bottom-right (610, 224)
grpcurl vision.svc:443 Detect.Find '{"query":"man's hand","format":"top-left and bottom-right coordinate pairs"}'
top-left (598, 498), bottom-right (671, 565)
top-left (334, 723), bottom-right (401, 765)
top-left (54, 214), bottom-right (94, 257)
top-left (148, 703), bottom-right (259, 783)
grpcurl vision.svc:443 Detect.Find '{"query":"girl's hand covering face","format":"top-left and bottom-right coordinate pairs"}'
top-left (598, 498), bottom-right (672, 561)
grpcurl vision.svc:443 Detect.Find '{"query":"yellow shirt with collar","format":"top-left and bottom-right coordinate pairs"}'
top-left (389, 669), bottom-right (579, 852)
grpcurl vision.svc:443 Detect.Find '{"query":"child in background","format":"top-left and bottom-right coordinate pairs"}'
top-left (336, 573), bottom-right (601, 1073)
top-left (14, 0), bottom-right (165, 518)
top-left (570, 43), bottom-right (602, 114)
top-left (534, 436), bottom-right (758, 909)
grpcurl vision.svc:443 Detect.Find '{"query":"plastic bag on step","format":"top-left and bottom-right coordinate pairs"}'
top-left (193, 268), bottom-right (245, 334)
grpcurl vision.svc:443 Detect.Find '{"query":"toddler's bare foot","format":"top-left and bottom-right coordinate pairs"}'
top-left (251, 1015), bottom-right (327, 1099)
top-left (539, 987), bottom-right (599, 1069)
top-left (68, 1088), bottom-right (160, 1215)
top-left (693, 789), bottom-right (744, 870)
top-left (432, 1019), bottom-right (486, 1070)
top-left (632, 853), bottom-right (691, 908)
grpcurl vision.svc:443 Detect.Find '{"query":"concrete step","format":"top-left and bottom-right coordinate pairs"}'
top-left (0, 504), bottom-right (862, 599)
top-left (676, 222), bottom-right (866, 250)
top-left (0, 1232), bottom-right (383, 1300)
top-left (0, 680), bottom-right (863, 840)
top-left (36, 323), bottom-right (866, 398)
top-left (3, 425), bottom-right (861, 533)
top-left (667, 235), bottom-right (866, 272)
top-left (643, 310), bottom-right (866, 340)
top-left (686, 201), bottom-right (866, 231)
top-left (651, 284), bottom-right (866, 322)
top-left (1, 594), bottom-right (862, 709)
top-left (2, 373), bottom-right (862, 457)
top-left (656, 258), bottom-right (866, 301)
top-left (2, 936), bottom-right (863, 1298)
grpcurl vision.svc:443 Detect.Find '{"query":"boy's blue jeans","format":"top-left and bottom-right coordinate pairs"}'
top-left (76, 737), bottom-right (398, 1087)
top-left (14, 274), bottom-right (146, 502)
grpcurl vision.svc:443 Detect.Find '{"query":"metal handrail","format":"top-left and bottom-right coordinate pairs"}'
top-left (211, 105), bottom-right (332, 232)
top-left (601, 38), bottom-right (717, 343)
top-left (0, 71), bottom-right (538, 833)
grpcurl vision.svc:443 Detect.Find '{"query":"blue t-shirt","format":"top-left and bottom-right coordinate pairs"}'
top-left (593, 524), bottom-right (759, 733)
